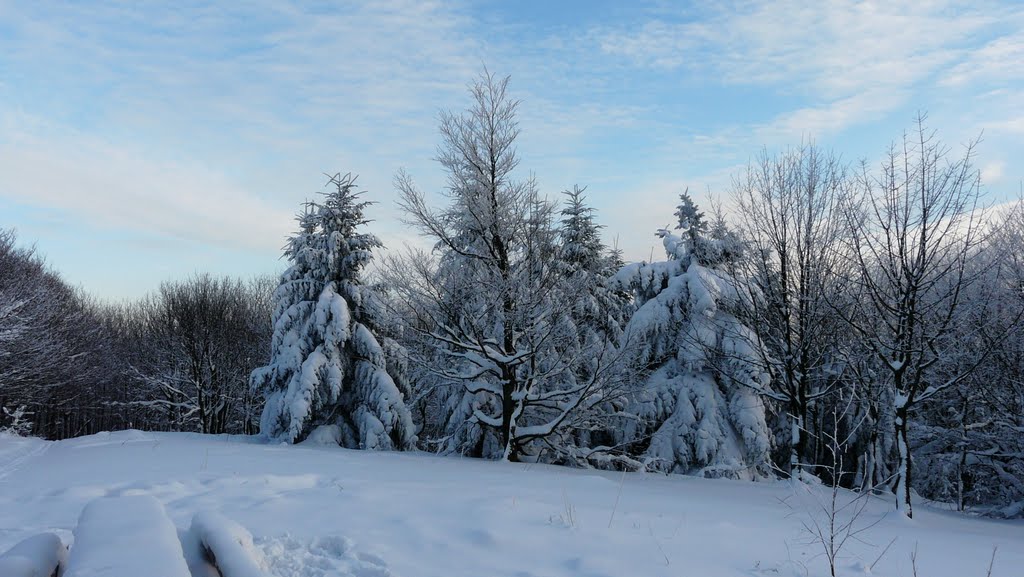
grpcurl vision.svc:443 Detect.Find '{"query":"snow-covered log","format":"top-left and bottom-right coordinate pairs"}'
top-left (189, 512), bottom-right (269, 577)
top-left (63, 495), bottom-right (190, 577)
top-left (0, 533), bottom-right (67, 577)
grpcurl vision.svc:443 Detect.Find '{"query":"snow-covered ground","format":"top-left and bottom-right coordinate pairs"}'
top-left (1, 430), bottom-right (1021, 577)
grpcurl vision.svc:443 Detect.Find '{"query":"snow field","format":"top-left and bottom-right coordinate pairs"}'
top-left (0, 430), bottom-right (1022, 577)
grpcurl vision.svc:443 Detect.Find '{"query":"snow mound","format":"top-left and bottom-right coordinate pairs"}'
top-left (301, 424), bottom-right (343, 446)
top-left (64, 495), bottom-right (190, 577)
top-left (0, 533), bottom-right (67, 577)
top-left (190, 511), bottom-right (269, 577)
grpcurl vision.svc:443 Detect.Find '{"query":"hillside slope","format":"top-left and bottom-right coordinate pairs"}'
top-left (0, 431), bottom-right (1021, 577)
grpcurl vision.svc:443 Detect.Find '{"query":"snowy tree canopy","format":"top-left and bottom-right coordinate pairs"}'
top-left (674, 189), bottom-right (707, 243)
top-left (557, 186), bottom-right (629, 343)
top-left (251, 173), bottom-right (415, 450)
top-left (392, 72), bottom-right (635, 463)
top-left (612, 214), bottom-right (772, 478)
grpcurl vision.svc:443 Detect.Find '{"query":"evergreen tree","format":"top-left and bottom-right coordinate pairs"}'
top-left (611, 201), bottom-right (772, 478)
top-left (551, 187), bottom-right (636, 465)
top-left (674, 189), bottom-right (707, 244)
top-left (558, 186), bottom-right (628, 341)
top-left (251, 173), bottom-right (415, 449)
top-left (560, 187), bottom-right (605, 270)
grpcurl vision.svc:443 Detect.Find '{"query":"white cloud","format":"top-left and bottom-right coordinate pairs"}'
top-left (756, 88), bottom-right (909, 142)
top-left (596, 20), bottom-right (712, 70)
top-left (1002, 117), bottom-right (1024, 134)
top-left (981, 160), bottom-right (1006, 185)
top-left (0, 121), bottom-right (294, 251)
top-left (0, 1), bottom-right (654, 249)
top-left (592, 1), bottom-right (1019, 136)
top-left (0, 0), bottom-right (492, 253)
top-left (1, 0), bottom-right (1021, 293)
top-left (941, 31), bottom-right (1024, 87)
top-left (596, 1), bottom-right (992, 87)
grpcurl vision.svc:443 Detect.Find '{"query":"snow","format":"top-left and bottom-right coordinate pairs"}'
top-left (190, 511), bottom-right (269, 577)
top-left (63, 494), bottom-right (190, 577)
top-left (301, 424), bottom-right (344, 446)
top-left (1, 430), bottom-right (1023, 577)
top-left (0, 532), bottom-right (66, 577)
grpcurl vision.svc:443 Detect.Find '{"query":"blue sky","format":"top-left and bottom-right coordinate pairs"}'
top-left (1, 0), bottom-right (1022, 300)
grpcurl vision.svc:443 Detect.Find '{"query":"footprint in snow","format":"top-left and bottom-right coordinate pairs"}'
top-left (257, 535), bottom-right (393, 577)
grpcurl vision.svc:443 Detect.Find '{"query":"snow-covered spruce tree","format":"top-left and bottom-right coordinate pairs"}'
top-left (393, 71), bottom-right (632, 462)
top-left (674, 188), bottom-right (707, 245)
top-left (251, 174), bottom-right (414, 449)
top-left (558, 186), bottom-right (629, 346)
top-left (552, 186), bottom-right (635, 465)
top-left (611, 195), bottom-right (773, 478)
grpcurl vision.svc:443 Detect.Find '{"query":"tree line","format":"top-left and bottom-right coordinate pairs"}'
top-left (0, 240), bottom-right (274, 439)
top-left (2, 71), bottom-right (1022, 519)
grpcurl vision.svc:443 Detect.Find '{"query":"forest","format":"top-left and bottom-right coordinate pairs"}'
top-left (2, 72), bottom-right (1022, 521)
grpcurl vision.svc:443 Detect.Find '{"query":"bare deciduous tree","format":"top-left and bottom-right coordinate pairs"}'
top-left (128, 274), bottom-right (271, 434)
top-left (0, 228), bottom-right (118, 438)
top-left (730, 143), bottom-right (849, 478)
top-left (839, 116), bottom-right (987, 517)
top-left (392, 71), bottom-right (634, 461)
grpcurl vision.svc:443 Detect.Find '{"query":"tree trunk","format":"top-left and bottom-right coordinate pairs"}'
top-left (893, 404), bottom-right (913, 518)
top-left (500, 366), bottom-right (520, 462)
top-left (789, 409), bottom-right (805, 479)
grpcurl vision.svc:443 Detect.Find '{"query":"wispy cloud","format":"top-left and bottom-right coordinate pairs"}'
top-left (577, 0), bottom-right (1024, 252)
top-left (942, 29), bottom-right (1024, 87)
top-left (591, 0), bottom-right (1018, 136)
top-left (0, 114), bottom-right (294, 251)
top-left (755, 88), bottom-right (906, 143)
top-left (0, 0), bottom-right (1021, 296)
top-left (0, 0), bottom-right (488, 250)
top-left (0, 1), bottom-right (652, 249)
top-left (992, 116), bottom-right (1024, 134)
